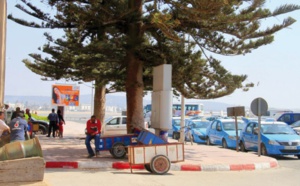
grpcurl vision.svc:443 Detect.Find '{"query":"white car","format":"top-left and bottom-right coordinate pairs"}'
top-left (101, 116), bottom-right (127, 136)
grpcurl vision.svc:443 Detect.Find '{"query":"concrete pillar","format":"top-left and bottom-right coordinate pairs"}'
top-left (151, 64), bottom-right (172, 141)
top-left (0, 0), bottom-right (7, 109)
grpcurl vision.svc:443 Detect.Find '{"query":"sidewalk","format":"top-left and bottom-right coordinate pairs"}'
top-left (39, 121), bottom-right (278, 172)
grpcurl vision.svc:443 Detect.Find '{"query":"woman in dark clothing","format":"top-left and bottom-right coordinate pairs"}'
top-left (57, 109), bottom-right (66, 138)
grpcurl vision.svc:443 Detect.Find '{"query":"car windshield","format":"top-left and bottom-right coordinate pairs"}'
top-left (261, 124), bottom-right (296, 135)
top-left (173, 119), bottom-right (189, 126)
top-left (291, 121), bottom-right (300, 128)
top-left (105, 117), bottom-right (113, 123)
top-left (223, 122), bottom-right (245, 131)
top-left (191, 121), bottom-right (210, 128)
top-left (29, 116), bottom-right (38, 122)
top-left (173, 119), bottom-right (181, 126)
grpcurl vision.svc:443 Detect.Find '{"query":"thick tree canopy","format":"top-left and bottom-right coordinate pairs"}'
top-left (8, 0), bottom-right (300, 130)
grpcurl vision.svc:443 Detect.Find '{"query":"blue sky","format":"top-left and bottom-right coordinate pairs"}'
top-left (4, 0), bottom-right (300, 110)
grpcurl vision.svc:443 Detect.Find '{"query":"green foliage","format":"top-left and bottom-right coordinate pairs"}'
top-left (8, 0), bottom-right (300, 100)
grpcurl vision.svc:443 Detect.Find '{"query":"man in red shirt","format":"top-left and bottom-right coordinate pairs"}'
top-left (85, 115), bottom-right (101, 158)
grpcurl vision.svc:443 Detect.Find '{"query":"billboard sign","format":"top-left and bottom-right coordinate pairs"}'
top-left (52, 84), bottom-right (80, 106)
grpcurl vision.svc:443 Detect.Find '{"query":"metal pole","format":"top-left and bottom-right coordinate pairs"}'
top-left (179, 95), bottom-right (185, 143)
top-left (258, 99), bottom-right (261, 157)
top-left (234, 113), bottom-right (239, 152)
top-left (0, 0), bottom-right (7, 109)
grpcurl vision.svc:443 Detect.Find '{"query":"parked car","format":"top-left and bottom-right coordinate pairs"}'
top-left (30, 117), bottom-right (49, 135)
top-left (277, 113), bottom-right (300, 125)
top-left (186, 119), bottom-right (211, 143)
top-left (241, 117), bottom-right (258, 124)
top-left (102, 116), bottom-right (127, 136)
top-left (205, 115), bottom-right (223, 121)
top-left (289, 120), bottom-right (300, 135)
top-left (206, 119), bottom-right (245, 149)
top-left (144, 111), bottom-right (152, 128)
top-left (168, 117), bottom-right (190, 139)
top-left (241, 117), bottom-right (275, 124)
top-left (239, 121), bottom-right (300, 158)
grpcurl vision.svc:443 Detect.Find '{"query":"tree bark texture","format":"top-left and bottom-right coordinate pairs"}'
top-left (126, 0), bottom-right (144, 133)
top-left (126, 52), bottom-right (144, 133)
top-left (94, 83), bottom-right (106, 124)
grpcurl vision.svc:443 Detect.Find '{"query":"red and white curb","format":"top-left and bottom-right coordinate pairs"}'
top-left (45, 160), bottom-right (278, 171)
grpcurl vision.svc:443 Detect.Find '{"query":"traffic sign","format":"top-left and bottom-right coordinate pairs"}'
top-left (250, 98), bottom-right (268, 116)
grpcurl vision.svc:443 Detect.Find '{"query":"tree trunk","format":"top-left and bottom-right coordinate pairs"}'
top-left (126, 52), bottom-right (144, 133)
top-left (126, 0), bottom-right (144, 133)
top-left (94, 82), bottom-right (106, 124)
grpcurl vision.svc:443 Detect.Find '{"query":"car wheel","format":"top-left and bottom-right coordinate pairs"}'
top-left (240, 141), bottom-right (247, 152)
top-left (35, 126), bottom-right (47, 135)
top-left (192, 135), bottom-right (195, 142)
top-left (297, 155), bottom-right (300, 159)
top-left (174, 132), bottom-right (180, 140)
top-left (172, 132), bottom-right (176, 139)
top-left (261, 144), bottom-right (268, 156)
top-left (206, 137), bottom-right (211, 145)
top-left (222, 139), bottom-right (228, 148)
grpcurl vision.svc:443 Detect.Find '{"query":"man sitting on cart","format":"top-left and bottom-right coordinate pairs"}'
top-left (85, 115), bottom-right (101, 158)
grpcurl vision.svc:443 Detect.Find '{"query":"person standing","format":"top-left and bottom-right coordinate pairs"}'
top-left (57, 109), bottom-right (66, 138)
top-left (0, 111), bottom-right (10, 137)
top-left (9, 113), bottom-right (28, 142)
top-left (3, 104), bottom-right (10, 124)
top-left (47, 108), bottom-right (59, 138)
top-left (11, 107), bottom-right (21, 120)
top-left (25, 108), bottom-right (33, 138)
top-left (85, 115), bottom-right (101, 158)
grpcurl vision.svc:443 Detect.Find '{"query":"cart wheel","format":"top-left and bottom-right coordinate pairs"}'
top-left (150, 155), bottom-right (171, 175)
top-left (144, 164), bottom-right (153, 173)
top-left (111, 142), bottom-right (126, 159)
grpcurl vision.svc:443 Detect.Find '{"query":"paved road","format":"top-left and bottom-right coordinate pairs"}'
top-left (276, 155), bottom-right (300, 170)
top-left (41, 166), bottom-right (299, 186)
top-left (4, 150), bottom-right (300, 186)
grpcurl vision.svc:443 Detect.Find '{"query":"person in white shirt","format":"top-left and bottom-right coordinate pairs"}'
top-left (0, 111), bottom-right (10, 137)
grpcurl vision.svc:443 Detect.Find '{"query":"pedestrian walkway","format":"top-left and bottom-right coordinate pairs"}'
top-left (39, 121), bottom-right (278, 172)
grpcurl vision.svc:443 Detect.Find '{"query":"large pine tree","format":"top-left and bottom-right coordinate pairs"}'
top-left (8, 0), bottom-right (300, 132)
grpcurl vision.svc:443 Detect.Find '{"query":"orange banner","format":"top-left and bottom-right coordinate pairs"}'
top-left (51, 85), bottom-right (80, 106)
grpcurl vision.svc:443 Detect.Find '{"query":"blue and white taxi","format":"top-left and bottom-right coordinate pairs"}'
top-left (186, 119), bottom-right (210, 143)
top-left (206, 119), bottom-right (245, 149)
top-left (239, 121), bottom-right (300, 158)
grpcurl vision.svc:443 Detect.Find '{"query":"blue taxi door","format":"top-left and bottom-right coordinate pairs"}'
top-left (248, 123), bottom-right (259, 151)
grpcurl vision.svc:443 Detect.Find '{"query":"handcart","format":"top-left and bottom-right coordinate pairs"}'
top-left (85, 127), bottom-right (139, 159)
top-left (99, 134), bottom-right (138, 159)
top-left (128, 129), bottom-right (184, 174)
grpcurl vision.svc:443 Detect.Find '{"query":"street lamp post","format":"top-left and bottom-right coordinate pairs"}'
top-left (78, 81), bottom-right (94, 116)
